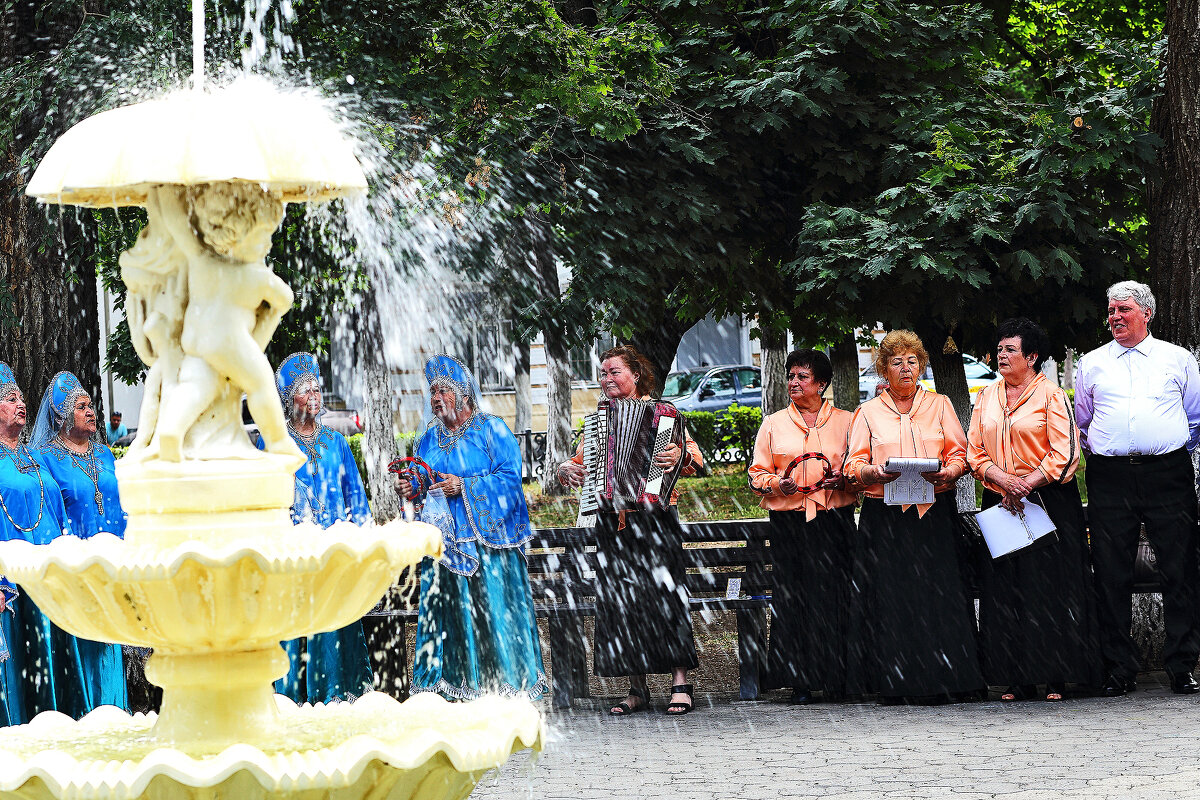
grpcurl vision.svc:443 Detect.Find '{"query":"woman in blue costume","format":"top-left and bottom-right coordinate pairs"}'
top-left (0, 362), bottom-right (74, 726)
top-left (262, 352), bottom-right (373, 704)
top-left (395, 354), bottom-right (545, 701)
top-left (29, 371), bottom-right (128, 717)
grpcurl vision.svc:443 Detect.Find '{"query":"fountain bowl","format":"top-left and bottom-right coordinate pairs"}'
top-left (0, 692), bottom-right (543, 800)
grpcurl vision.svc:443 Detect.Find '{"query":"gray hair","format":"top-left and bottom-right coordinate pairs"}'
top-left (1106, 281), bottom-right (1156, 319)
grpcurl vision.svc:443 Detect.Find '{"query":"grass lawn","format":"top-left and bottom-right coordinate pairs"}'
top-left (524, 463), bottom-right (766, 528)
top-left (528, 461), bottom-right (1088, 528)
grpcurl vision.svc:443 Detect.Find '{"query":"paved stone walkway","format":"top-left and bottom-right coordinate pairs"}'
top-left (473, 673), bottom-right (1200, 799)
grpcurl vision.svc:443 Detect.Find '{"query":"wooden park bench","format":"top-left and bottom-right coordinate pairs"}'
top-left (364, 508), bottom-right (1168, 709)
top-left (362, 518), bottom-right (775, 708)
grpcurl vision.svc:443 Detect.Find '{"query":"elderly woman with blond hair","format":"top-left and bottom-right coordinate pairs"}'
top-left (843, 330), bottom-right (984, 704)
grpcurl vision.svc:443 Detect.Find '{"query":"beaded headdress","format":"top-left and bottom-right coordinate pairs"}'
top-left (424, 354), bottom-right (475, 412)
top-left (30, 371), bottom-right (91, 449)
top-left (275, 352), bottom-right (325, 418)
top-left (0, 362), bottom-right (18, 402)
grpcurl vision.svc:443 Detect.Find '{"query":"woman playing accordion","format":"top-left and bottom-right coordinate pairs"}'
top-left (558, 346), bottom-right (703, 716)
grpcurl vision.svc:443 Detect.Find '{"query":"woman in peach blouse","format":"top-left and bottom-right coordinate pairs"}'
top-left (748, 350), bottom-right (855, 705)
top-left (843, 330), bottom-right (984, 704)
top-left (967, 318), bottom-right (1100, 702)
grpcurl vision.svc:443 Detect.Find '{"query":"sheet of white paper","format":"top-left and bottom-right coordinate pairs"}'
top-left (882, 457), bottom-right (941, 505)
top-left (976, 499), bottom-right (1057, 559)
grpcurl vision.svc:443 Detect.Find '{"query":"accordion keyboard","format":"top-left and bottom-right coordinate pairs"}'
top-left (578, 411), bottom-right (603, 515)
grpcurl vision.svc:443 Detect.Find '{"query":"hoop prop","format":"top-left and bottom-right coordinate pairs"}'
top-left (388, 456), bottom-right (436, 498)
top-left (784, 452), bottom-right (833, 494)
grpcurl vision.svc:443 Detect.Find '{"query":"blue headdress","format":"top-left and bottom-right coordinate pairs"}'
top-left (30, 371), bottom-right (89, 449)
top-left (421, 354), bottom-right (481, 430)
top-left (0, 362), bottom-right (18, 401)
top-left (276, 352), bottom-right (324, 418)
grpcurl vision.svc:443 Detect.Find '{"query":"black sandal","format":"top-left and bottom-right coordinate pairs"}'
top-left (665, 683), bottom-right (695, 716)
top-left (609, 687), bottom-right (649, 716)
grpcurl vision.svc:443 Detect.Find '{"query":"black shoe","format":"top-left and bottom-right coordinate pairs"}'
top-left (789, 688), bottom-right (814, 705)
top-left (1170, 672), bottom-right (1199, 694)
top-left (1100, 675), bottom-right (1130, 697)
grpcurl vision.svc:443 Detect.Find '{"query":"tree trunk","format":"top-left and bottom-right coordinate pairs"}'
top-left (759, 313), bottom-right (788, 415)
top-left (830, 329), bottom-right (860, 411)
top-left (0, 165), bottom-right (101, 418)
top-left (540, 330), bottom-right (573, 496)
top-left (513, 336), bottom-right (531, 434)
top-left (523, 213), bottom-right (574, 497)
top-left (1149, 0), bottom-right (1200, 353)
top-left (0, 4), bottom-right (102, 420)
top-left (1062, 348), bottom-right (1075, 392)
top-left (355, 283), bottom-right (401, 522)
top-left (626, 302), bottom-right (700, 396)
top-left (917, 323), bottom-right (974, 511)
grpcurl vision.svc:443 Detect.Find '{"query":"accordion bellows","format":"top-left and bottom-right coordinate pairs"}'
top-left (580, 397), bottom-right (687, 514)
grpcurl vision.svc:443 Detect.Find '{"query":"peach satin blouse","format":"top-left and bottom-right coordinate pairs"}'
top-left (843, 388), bottom-right (968, 517)
top-left (967, 373), bottom-right (1080, 494)
top-left (748, 401), bottom-right (855, 520)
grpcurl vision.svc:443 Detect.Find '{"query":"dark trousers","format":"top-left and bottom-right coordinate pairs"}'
top-left (1086, 449), bottom-right (1199, 679)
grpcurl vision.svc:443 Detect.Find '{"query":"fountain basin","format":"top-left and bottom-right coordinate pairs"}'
top-left (0, 521), bottom-right (440, 651)
top-left (0, 692), bottom-right (543, 800)
top-left (0, 520), bottom-right (445, 745)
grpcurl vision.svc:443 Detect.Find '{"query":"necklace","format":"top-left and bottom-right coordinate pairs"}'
top-left (0, 442), bottom-right (45, 533)
top-left (54, 437), bottom-right (104, 514)
top-left (289, 422), bottom-right (324, 462)
top-left (435, 413), bottom-right (476, 451)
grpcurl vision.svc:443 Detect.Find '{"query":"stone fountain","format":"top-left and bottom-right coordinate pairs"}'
top-left (0, 10), bottom-right (541, 800)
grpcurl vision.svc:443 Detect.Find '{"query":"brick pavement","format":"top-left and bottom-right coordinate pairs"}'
top-left (473, 672), bottom-right (1200, 799)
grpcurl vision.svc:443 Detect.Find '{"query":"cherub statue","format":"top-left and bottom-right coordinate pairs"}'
top-left (119, 188), bottom-right (186, 461)
top-left (148, 183), bottom-right (303, 463)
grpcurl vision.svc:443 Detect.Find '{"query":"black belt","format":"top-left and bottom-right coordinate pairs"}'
top-left (1089, 449), bottom-right (1185, 465)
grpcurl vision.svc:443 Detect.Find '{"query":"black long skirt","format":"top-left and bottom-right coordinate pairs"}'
top-left (979, 482), bottom-right (1102, 688)
top-left (846, 493), bottom-right (985, 699)
top-left (763, 506), bottom-right (855, 693)
top-left (592, 508), bottom-right (699, 677)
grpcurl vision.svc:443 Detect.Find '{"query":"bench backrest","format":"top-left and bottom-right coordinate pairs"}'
top-left (526, 519), bottom-right (772, 609)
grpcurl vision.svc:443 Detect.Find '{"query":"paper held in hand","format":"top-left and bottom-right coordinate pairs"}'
top-left (976, 499), bottom-right (1057, 559)
top-left (882, 457), bottom-right (941, 506)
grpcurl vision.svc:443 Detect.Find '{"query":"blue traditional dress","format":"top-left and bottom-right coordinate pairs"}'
top-left (27, 372), bottom-right (129, 717)
top-left (411, 355), bottom-right (545, 701)
top-left (0, 363), bottom-right (78, 726)
top-left (263, 353), bottom-right (373, 704)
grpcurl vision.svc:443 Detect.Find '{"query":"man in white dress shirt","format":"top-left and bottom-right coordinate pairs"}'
top-left (1075, 281), bottom-right (1200, 696)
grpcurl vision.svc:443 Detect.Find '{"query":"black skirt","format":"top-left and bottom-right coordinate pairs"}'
top-left (763, 506), bottom-right (855, 693)
top-left (846, 493), bottom-right (985, 699)
top-left (979, 482), bottom-right (1102, 688)
top-left (592, 508), bottom-right (699, 677)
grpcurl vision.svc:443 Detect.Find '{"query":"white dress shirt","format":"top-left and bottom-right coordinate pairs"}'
top-left (1075, 334), bottom-right (1200, 456)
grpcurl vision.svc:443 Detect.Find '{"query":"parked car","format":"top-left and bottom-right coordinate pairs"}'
top-left (858, 353), bottom-right (997, 405)
top-left (662, 365), bottom-right (762, 413)
top-left (320, 392), bottom-right (364, 436)
top-left (241, 392), bottom-right (363, 442)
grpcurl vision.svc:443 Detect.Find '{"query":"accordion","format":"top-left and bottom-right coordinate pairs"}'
top-left (579, 397), bottom-right (687, 515)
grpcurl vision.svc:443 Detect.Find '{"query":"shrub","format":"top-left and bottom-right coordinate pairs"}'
top-left (718, 403), bottom-right (762, 463)
top-left (681, 411), bottom-right (719, 463)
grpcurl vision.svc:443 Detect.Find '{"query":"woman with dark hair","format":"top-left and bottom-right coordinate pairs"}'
top-left (967, 318), bottom-right (1101, 701)
top-left (843, 330), bottom-right (984, 704)
top-left (557, 345), bottom-right (704, 715)
top-left (748, 349), bottom-right (855, 704)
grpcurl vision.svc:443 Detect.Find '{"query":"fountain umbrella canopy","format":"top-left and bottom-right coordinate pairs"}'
top-left (25, 78), bottom-right (367, 208)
